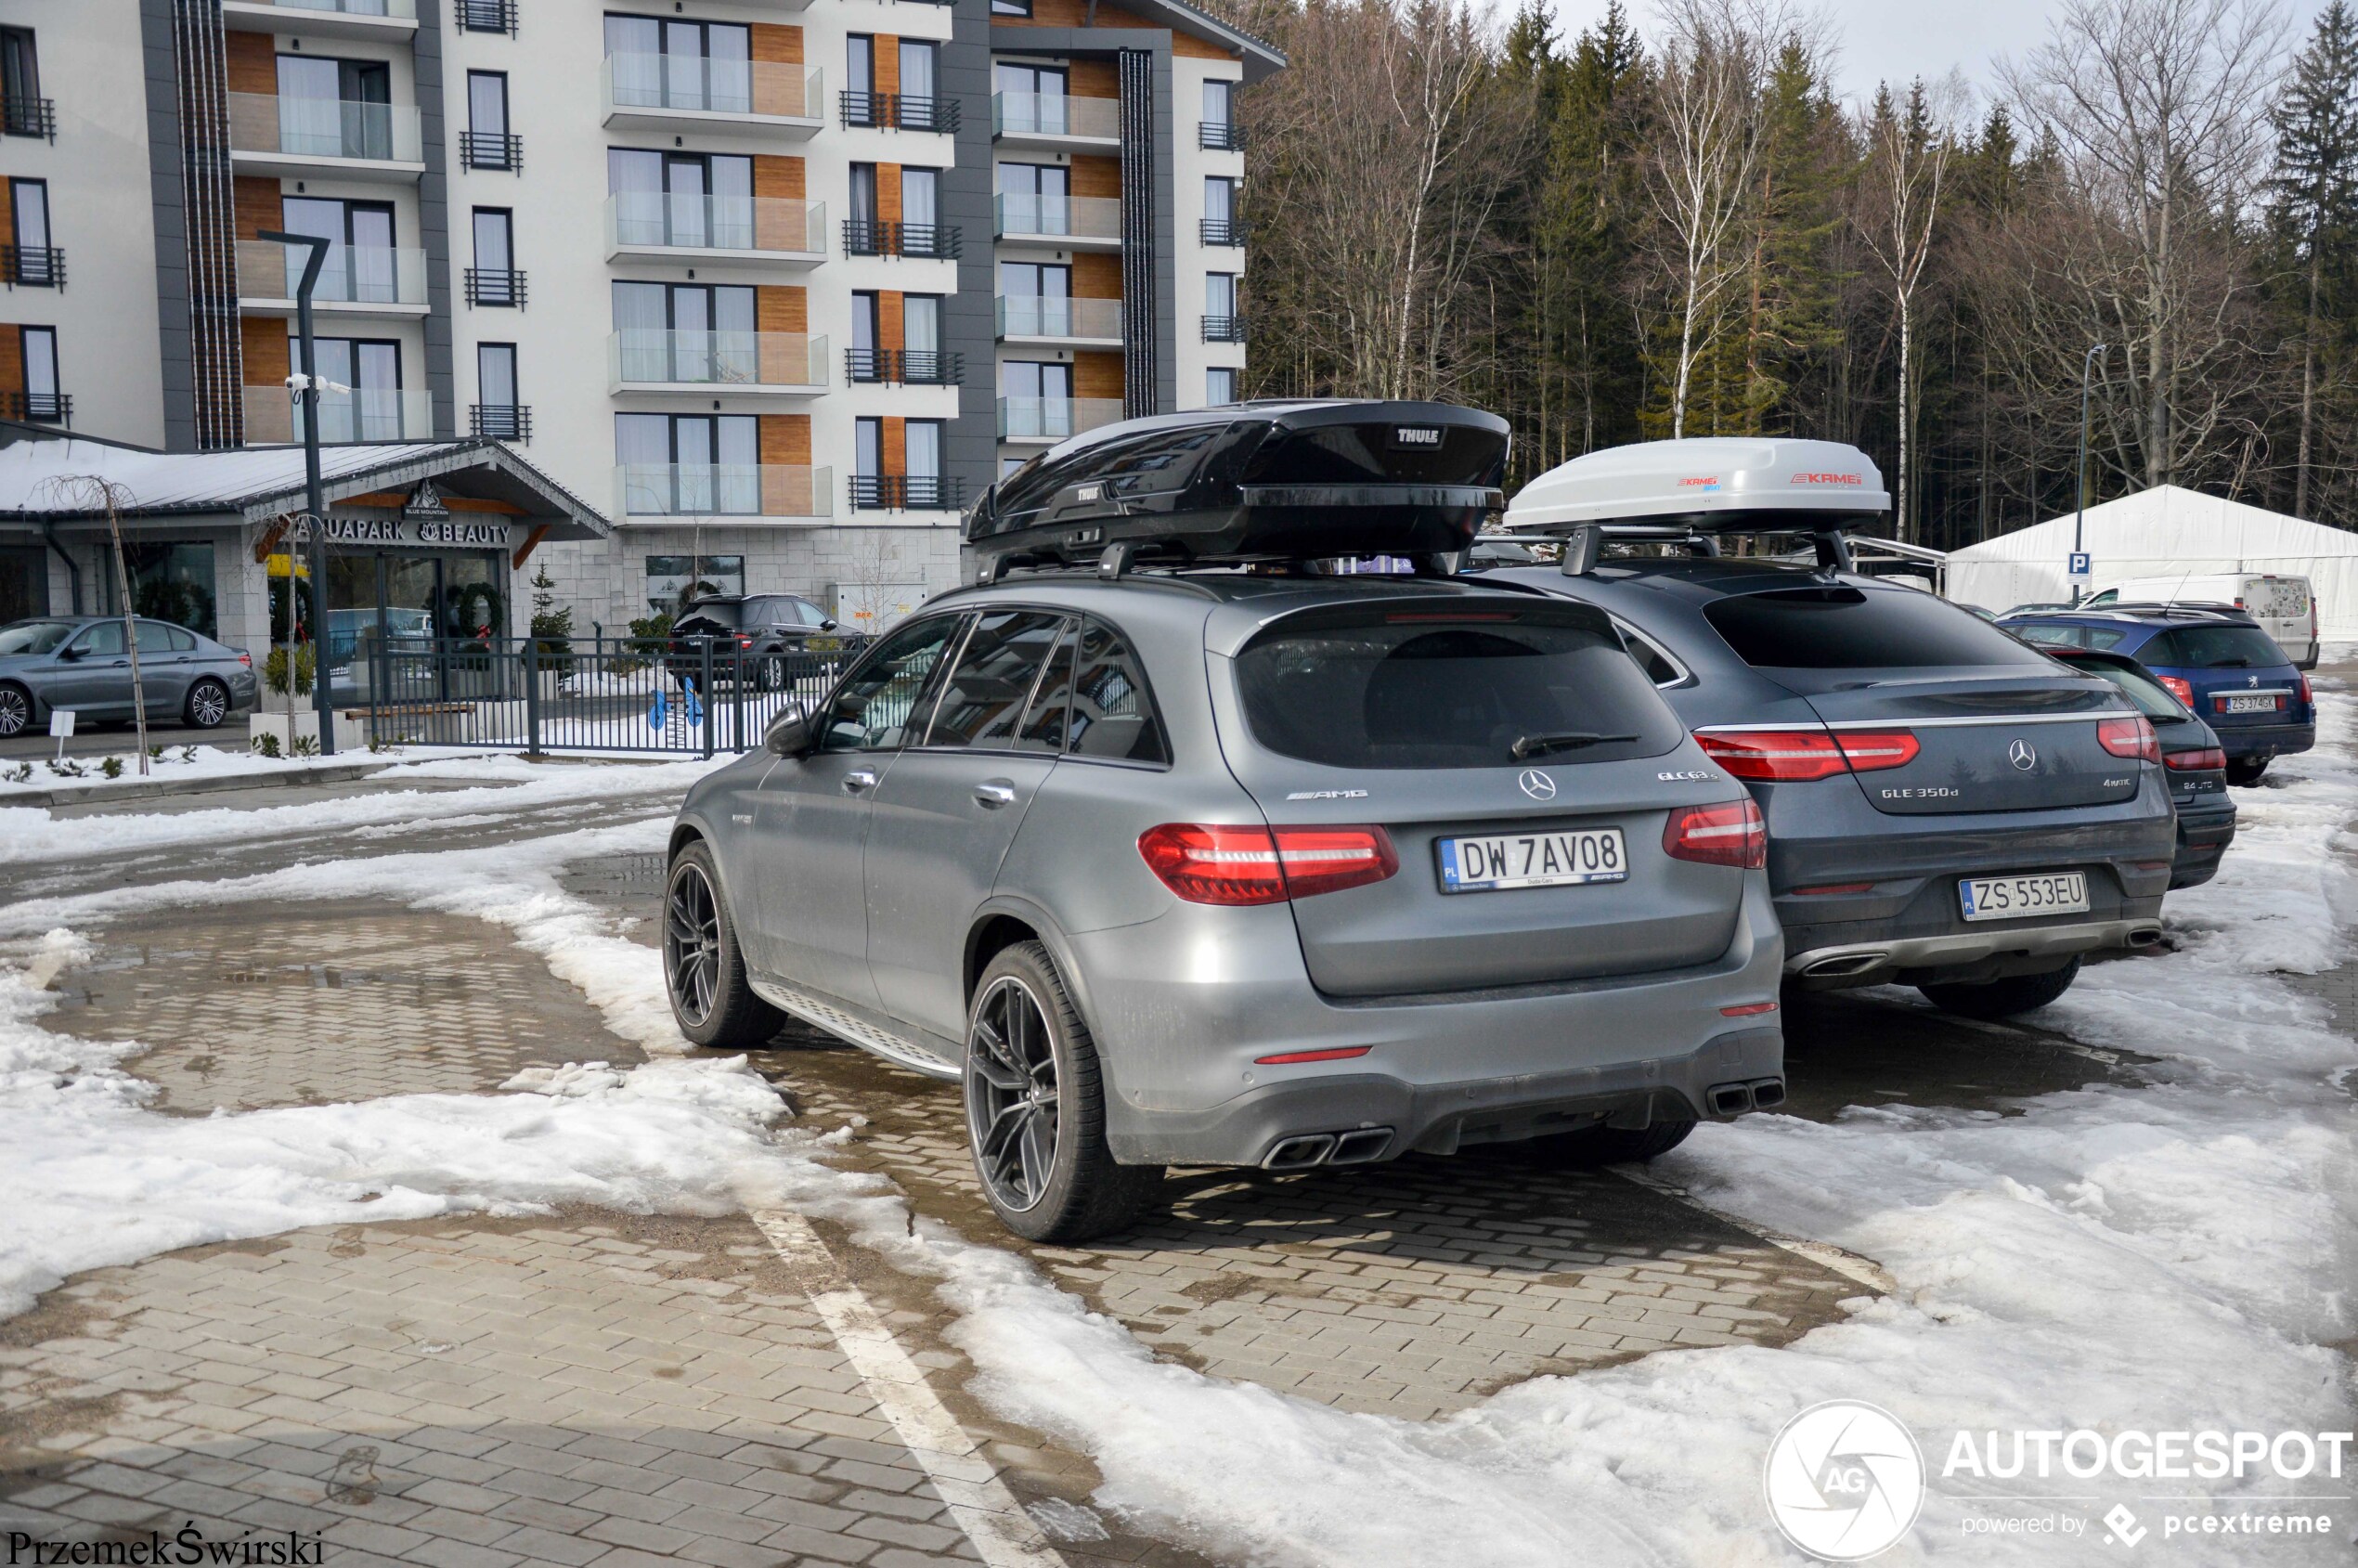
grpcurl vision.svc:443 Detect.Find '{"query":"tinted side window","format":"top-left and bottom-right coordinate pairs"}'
top-left (73, 621), bottom-right (125, 656)
top-left (1704, 588), bottom-right (2052, 669)
top-left (795, 600), bottom-right (832, 627)
top-left (925, 610), bottom-right (1064, 749)
top-left (159, 625), bottom-right (197, 653)
top-left (821, 615), bottom-right (965, 751)
top-left (2083, 628), bottom-right (2127, 651)
top-left (1068, 620), bottom-right (1169, 763)
top-left (2015, 624), bottom-right (2085, 648)
top-left (1014, 620), bottom-right (1078, 753)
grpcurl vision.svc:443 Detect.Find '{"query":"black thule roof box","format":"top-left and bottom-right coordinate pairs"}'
top-left (965, 399), bottom-right (1509, 576)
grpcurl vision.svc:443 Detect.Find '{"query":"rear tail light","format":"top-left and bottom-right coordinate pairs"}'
top-left (737, 635), bottom-right (753, 648)
top-left (2097, 714), bottom-right (2161, 764)
top-left (1833, 730), bottom-right (1920, 771)
top-left (2158, 674), bottom-right (2195, 707)
top-left (1694, 727), bottom-right (1916, 780)
top-left (2166, 746), bottom-right (2227, 772)
top-left (238, 651), bottom-right (253, 668)
top-left (2297, 672), bottom-right (2313, 706)
top-left (1137, 823), bottom-right (1398, 905)
top-left (2234, 596), bottom-right (2246, 610)
top-left (1663, 798), bottom-right (1767, 869)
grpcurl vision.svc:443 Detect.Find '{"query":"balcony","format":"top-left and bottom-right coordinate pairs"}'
top-left (222, 0), bottom-right (418, 42)
top-left (460, 131), bottom-right (523, 173)
top-left (236, 240), bottom-right (428, 317)
top-left (608, 330), bottom-right (827, 395)
top-left (1203, 315), bottom-right (1248, 343)
top-left (839, 92), bottom-right (960, 134)
top-left (850, 475), bottom-right (962, 512)
top-left (0, 246), bottom-right (64, 288)
top-left (228, 93), bottom-right (424, 179)
top-left (241, 384), bottom-right (431, 444)
top-left (997, 295), bottom-right (1122, 347)
top-left (464, 267), bottom-right (527, 308)
top-left (606, 193), bottom-right (824, 268)
top-left (615, 464), bottom-right (834, 523)
top-left (470, 404), bottom-right (531, 442)
top-left (1199, 217), bottom-right (1246, 247)
top-left (0, 390), bottom-right (69, 423)
top-left (1198, 120), bottom-right (1245, 151)
top-left (601, 54), bottom-right (823, 137)
top-left (992, 92), bottom-right (1119, 149)
top-left (841, 220), bottom-right (959, 260)
top-left (993, 192), bottom-right (1121, 251)
top-left (1, 96), bottom-right (56, 142)
top-left (455, 0), bottom-right (516, 33)
top-left (998, 395), bottom-right (1121, 444)
top-left (845, 348), bottom-right (963, 386)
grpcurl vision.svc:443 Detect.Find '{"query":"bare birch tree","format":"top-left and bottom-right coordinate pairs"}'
top-left (1856, 75), bottom-right (1963, 539)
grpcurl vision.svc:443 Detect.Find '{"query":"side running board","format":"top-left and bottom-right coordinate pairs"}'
top-left (751, 978), bottom-right (961, 1082)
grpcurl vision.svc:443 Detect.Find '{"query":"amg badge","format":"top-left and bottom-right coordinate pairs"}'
top-left (1285, 788), bottom-right (1370, 800)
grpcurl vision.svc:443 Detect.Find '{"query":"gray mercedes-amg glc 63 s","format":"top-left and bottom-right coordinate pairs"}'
top-left (663, 402), bottom-right (1789, 1240)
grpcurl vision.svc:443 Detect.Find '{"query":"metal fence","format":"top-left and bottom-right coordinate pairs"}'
top-left (343, 635), bottom-right (837, 756)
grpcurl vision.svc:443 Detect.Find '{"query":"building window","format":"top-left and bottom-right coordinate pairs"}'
top-left (466, 208), bottom-right (524, 306)
top-left (305, 339), bottom-right (405, 441)
top-left (609, 148), bottom-right (754, 249)
top-left (280, 196), bottom-right (401, 305)
top-left (897, 40), bottom-right (949, 130)
top-left (848, 292), bottom-right (882, 382)
top-left (846, 162), bottom-right (881, 252)
top-left (1001, 259), bottom-right (1071, 338)
top-left (1204, 274), bottom-right (1245, 343)
top-left (852, 417), bottom-right (886, 510)
top-left (1000, 360), bottom-right (1073, 440)
top-left (991, 0), bottom-right (1032, 17)
top-left (278, 55), bottom-right (395, 160)
top-left (845, 35), bottom-right (879, 125)
top-left (473, 343), bottom-right (527, 441)
top-left (1201, 176), bottom-right (1241, 246)
top-left (119, 542), bottom-right (218, 639)
top-left (604, 15), bottom-right (754, 115)
top-left (997, 162), bottom-right (1069, 235)
top-left (902, 168), bottom-right (948, 255)
top-left (10, 324), bottom-right (63, 421)
top-left (613, 280), bottom-right (758, 383)
top-left (906, 421), bottom-right (947, 509)
top-left (645, 554), bottom-right (745, 614)
top-left (5, 177), bottom-right (59, 287)
top-left (904, 295), bottom-right (950, 383)
top-left (463, 71), bottom-right (520, 171)
top-left (1199, 79), bottom-right (1242, 150)
top-left (618, 414), bottom-right (761, 517)
top-left (1, 29), bottom-right (52, 140)
top-left (1207, 367), bottom-right (1237, 406)
top-left (995, 62), bottom-right (1067, 136)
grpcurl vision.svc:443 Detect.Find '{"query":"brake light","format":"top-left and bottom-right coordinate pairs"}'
top-left (1833, 731), bottom-right (1920, 771)
top-left (1694, 730), bottom-right (1846, 781)
top-left (1137, 823), bottom-right (1399, 905)
top-left (238, 651), bottom-right (253, 668)
top-left (1663, 798), bottom-right (1766, 869)
top-left (2157, 674), bottom-right (2195, 707)
top-left (2166, 746), bottom-right (2227, 771)
top-left (737, 635), bottom-right (753, 648)
top-left (2297, 672), bottom-right (2313, 706)
top-left (2097, 714), bottom-right (2160, 764)
top-left (2234, 597), bottom-right (2246, 610)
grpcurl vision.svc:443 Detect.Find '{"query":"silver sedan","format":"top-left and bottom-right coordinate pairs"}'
top-left (0, 616), bottom-right (260, 737)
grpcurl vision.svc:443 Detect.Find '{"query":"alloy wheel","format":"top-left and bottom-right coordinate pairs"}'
top-left (189, 681), bottom-right (227, 726)
top-left (966, 976), bottom-right (1060, 1212)
top-left (664, 862), bottom-right (721, 1026)
top-left (0, 686), bottom-right (26, 736)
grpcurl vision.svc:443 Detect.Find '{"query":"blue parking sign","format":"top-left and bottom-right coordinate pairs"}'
top-left (2067, 551), bottom-right (2092, 580)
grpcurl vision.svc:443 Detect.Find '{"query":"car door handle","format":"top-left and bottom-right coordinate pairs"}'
top-left (843, 769), bottom-right (878, 795)
top-left (973, 780), bottom-right (1017, 809)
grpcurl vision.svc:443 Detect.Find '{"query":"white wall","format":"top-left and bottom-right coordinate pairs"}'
top-left (1171, 52), bottom-right (1243, 408)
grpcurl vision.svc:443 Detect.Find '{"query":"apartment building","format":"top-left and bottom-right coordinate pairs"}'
top-left (0, 0), bottom-right (1276, 641)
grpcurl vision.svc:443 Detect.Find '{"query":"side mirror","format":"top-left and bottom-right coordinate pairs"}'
top-left (765, 701), bottom-right (813, 757)
top-left (819, 617), bottom-right (838, 631)
top-left (56, 645), bottom-right (84, 662)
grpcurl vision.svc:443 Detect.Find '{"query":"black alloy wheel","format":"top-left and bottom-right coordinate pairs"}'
top-left (967, 974), bottom-right (1060, 1214)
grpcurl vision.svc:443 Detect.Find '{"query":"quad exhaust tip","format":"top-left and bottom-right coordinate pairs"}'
top-left (1261, 1128), bottom-right (1396, 1171)
top-left (1329, 1128), bottom-right (1394, 1164)
top-left (1707, 1082), bottom-right (1755, 1117)
top-left (1803, 951), bottom-right (1888, 978)
top-left (2126, 927), bottom-right (2164, 949)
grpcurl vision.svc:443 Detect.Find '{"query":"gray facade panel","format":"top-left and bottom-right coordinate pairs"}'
top-left (416, 0), bottom-right (455, 438)
top-left (141, 0), bottom-right (195, 452)
top-left (945, 0), bottom-right (999, 508)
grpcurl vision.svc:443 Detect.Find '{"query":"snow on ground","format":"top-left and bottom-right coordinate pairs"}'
top-left (0, 741), bottom-right (516, 798)
top-left (0, 694), bottom-right (2352, 1564)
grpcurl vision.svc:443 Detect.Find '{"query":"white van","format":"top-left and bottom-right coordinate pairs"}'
top-left (2081, 573), bottom-right (2318, 669)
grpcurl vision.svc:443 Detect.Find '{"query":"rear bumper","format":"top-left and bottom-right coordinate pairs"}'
top-left (1786, 915), bottom-right (2165, 983)
top-left (2169, 801), bottom-right (2237, 890)
top-left (2212, 719), bottom-right (2313, 762)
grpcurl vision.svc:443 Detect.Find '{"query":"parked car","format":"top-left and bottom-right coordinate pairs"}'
top-left (2048, 647), bottom-right (2235, 890)
top-left (665, 402), bottom-right (1788, 1243)
top-left (2080, 573), bottom-right (2318, 669)
top-left (1997, 606), bottom-right (2313, 784)
top-left (667, 593), bottom-right (867, 692)
top-left (1492, 437), bottom-right (2177, 1019)
top-left (0, 616), bottom-right (258, 736)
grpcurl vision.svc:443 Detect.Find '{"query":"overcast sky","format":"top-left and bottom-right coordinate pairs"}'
top-left (1542, 0), bottom-right (2339, 110)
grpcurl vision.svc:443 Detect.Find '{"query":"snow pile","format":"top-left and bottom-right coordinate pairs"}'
top-left (0, 742), bottom-right (515, 799)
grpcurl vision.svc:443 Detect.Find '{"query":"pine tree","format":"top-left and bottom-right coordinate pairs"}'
top-left (2270, 0), bottom-right (2358, 518)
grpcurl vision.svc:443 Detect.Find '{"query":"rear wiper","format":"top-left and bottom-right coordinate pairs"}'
top-left (1511, 732), bottom-right (1639, 758)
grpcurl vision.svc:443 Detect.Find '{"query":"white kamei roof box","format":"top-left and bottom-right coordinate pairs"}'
top-left (1504, 437), bottom-right (1890, 533)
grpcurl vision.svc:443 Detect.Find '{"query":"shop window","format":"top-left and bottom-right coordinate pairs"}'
top-left (106, 541), bottom-right (217, 639)
top-left (644, 554), bottom-right (745, 614)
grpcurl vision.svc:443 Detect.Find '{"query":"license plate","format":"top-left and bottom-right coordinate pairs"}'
top-left (2221, 693), bottom-right (2279, 714)
top-left (1438, 828), bottom-right (1627, 892)
top-left (1960, 871), bottom-right (2090, 922)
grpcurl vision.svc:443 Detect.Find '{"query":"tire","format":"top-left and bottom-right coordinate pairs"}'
top-left (0, 682), bottom-right (30, 737)
top-left (182, 678), bottom-right (231, 730)
top-left (1918, 955), bottom-right (2081, 1019)
top-left (965, 940), bottom-right (1162, 1242)
top-left (663, 841), bottom-right (782, 1049)
top-left (2225, 757), bottom-right (2270, 786)
top-left (1519, 1117), bottom-right (1696, 1169)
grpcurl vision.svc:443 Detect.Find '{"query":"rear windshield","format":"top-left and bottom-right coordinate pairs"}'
top-left (2144, 625), bottom-right (2288, 669)
top-left (2061, 657), bottom-right (2191, 721)
top-left (1233, 609), bottom-right (1681, 769)
top-left (1704, 586), bottom-right (2052, 669)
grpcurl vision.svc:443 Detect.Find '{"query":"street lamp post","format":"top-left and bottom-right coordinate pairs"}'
top-left (259, 229), bottom-right (336, 756)
top-left (2073, 343), bottom-right (2106, 606)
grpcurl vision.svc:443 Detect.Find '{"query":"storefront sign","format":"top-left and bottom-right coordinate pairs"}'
top-left (317, 514), bottom-right (512, 550)
top-left (403, 481), bottom-right (451, 523)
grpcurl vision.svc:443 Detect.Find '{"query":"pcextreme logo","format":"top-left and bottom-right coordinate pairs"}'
top-left (1764, 1401), bottom-right (1926, 1561)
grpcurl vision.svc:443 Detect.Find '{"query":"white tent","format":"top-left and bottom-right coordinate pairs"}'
top-left (1944, 485), bottom-right (2358, 637)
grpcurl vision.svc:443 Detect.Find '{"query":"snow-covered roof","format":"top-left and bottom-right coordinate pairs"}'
top-left (1504, 438), bottom-right (1891, 532)
top-left (0, 435), bottom-right (611, 538)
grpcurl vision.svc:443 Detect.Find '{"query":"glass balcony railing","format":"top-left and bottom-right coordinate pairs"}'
top-left (615, 463), bottom-right (832, 519)
top-left (996, 295), bottom-right (1123, 341)
top-left (228, 92), bottom-right (422, 162)
top-left (602, 54), bottom-right (822, 121)
top-left (997, 395), bottom-right (1122, 441)
top-left (992, 91), bottom-right (1119, 140)
top-left (607, 330), bottom-right (827, 389)
top-left (604, 193), bottom-right (824, 256)
top-left (242, 384), bottom-right (431, 444)
top-left (993, 192), bottom-right (1122, 243)
top-left (238, 0), bottom-right (420, 17)
top-left (236, 240), bottom-right (428, 307)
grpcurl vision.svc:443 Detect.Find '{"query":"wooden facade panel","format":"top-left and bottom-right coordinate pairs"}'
top-left (757, 284), bottom-right (809, 334)
top-left (1173, 32), bottom-right (1238, 59)
top-left (234, 175), bottom-right (282, 241)
top-left (758, 413), bottom-right (814, 512)
top-left (882, 416), bottom-right (906, 478)
top-left (753, 155), bottom-right (806, 201)
top-left (873, 34), bottom-right (899, 98)
top-left (750, 23), bottom-right (804, 64)
top-left (0, 183), bottom-right (13, 251)
top-left (752, 156), bottom-right (807, 250)
top-left (880, 292), bottom-right (905, 356)
top-left (226, 31), bottom-right (276, 97)
top-left (1071, 155), bottom-right (1121, 199)
top-left (240, 317), bottom-right (290, 386)
top-left (878, 163), bottom-right (901, 227)
top-left (0, 326), bottom-right (21, 399)
top-left (1074, 349), bottom-right (1123, 401)
top-left (1069, 59), bottom-right (1119, 98)
top-left (758, 413), bottom-right (813, 466)
top-left (1074, 252), bottom-right (1122, 300)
